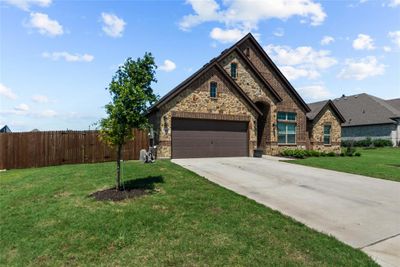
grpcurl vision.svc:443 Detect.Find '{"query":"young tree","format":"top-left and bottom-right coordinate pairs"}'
top-left (100, 53), bottom-right (158, 190)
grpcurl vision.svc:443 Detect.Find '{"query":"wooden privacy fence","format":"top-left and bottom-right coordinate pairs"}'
top-left (0, 130), bottom-right (149, 170)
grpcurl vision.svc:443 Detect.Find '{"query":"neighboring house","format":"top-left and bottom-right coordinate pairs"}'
top-left (309, 93), bottom-right (400, 146)
top-left (0, 125), bottom-right (11, 133)
top-left (148, 33), bottom-right (344, 158)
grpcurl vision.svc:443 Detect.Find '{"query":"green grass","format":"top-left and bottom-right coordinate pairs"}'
top-left (0, 161), bottom-right (377, 266)
top-left (289, 147), bottom-right (400, 182)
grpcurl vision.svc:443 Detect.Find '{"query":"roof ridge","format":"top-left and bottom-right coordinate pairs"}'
top-left (244, 34), bottom-right (310, 112)
top-left (369, 94), bottom-right (400, 117)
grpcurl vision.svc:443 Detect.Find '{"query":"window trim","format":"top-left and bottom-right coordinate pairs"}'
top-left (323, 124), bottom-right (331, 145)
top-left (230, 62), bottom-right (238, 79)
top-left (210, 81), bottom-right (217, 98)
top-left (277, 112), bottom-right (297, 145)
top-left (277, 111), bottom-right (297, 122)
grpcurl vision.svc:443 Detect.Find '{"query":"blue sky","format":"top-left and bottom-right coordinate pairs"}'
top-left (0, 0), bottom-right (399, 131)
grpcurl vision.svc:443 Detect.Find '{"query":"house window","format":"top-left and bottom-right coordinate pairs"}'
top-left (324, 125), bottom-right (331, 145)
top-left (245, 47), bottom-right (250, 57)
top-left (277, 112), bottom-right (296, 144)
top-left (230, 63), bottom-right (237, 79)
top-left (210, 82), bottom-right (217, 98)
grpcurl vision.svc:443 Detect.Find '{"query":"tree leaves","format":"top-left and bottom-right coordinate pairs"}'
top-left (99, 53), bottom-right (158, 147)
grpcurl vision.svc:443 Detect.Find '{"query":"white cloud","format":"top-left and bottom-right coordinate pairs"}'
top-left (32, 95), bottom-right (49, 103)
top-left (4, 0), bottom-right (51, 11)
top-left (14, 103), bottom-right (29, 112)
top-left (320, 35), bottom-right (334, 45)
top-left (298, 84), bottom-right (333, 101)
top-left (383, 46), bottom-right (392, 52)
top-left (0, 83), bottom-right (17, 100)
top-left (352, 34), bottom-right (375, 50)
top-left (101, 12), bottom-right (126, 38)
top-left (210, 27), bottom-right (246, 43)
top-left (273, 28), bottom-right (285, 37)
top-left (180, 0), bottom-right (326, 37)
top-left (27, 12), bottom-right (63, 36)
top-left (0, 107), bottom-right (58, 118)
top-left (42, 52), bottom-right (94, 62)
top-left (264, 45), bottom-right (337, 69)
top-left (388, 31), bottom-right (400, 47)
top-left (389, 0), bottom-right (400, 7)
top-left (179, 0), bottom-right (221, 30)
top-left (264, 44), bottom-right (337, 80)
top-left (279, 66), bottom-right (319, 80)
top-left (338, 56), bottom-right (385, 80)
top-left (159, 60), bottom-right (176, 72)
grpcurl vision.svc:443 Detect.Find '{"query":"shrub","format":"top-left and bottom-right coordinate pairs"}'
top-left (280, 149), bottom-right (338, 158)
top-left (310, 150), bottom-right (320, 157)
top-left (345, 146), bottom-right (356, 156)
top-left (340, 152), bottom-right (345, 157)
top-left (373, 139), bottom-right (392, 147)
top-left (355, 152), bottom-right (361, 157)
top-left (342, 138), bottom-right (392, 147)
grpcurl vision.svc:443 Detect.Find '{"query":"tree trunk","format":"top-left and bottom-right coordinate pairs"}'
top-left (116, 144), bottom-right (122, 190)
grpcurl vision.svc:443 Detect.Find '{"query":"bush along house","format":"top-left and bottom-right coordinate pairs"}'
top-left (147, 33), bottom-right (345, 159)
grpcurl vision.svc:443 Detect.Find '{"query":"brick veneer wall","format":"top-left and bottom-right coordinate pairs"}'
top-left (150, 66), bottom-right (258, 158)
top-left (149, 38), bottom-right (342, 158)
top-left (238, 40), bottom-right (309, 155)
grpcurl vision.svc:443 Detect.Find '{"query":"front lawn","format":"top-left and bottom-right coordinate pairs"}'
top-left (0, 161), bottom-right (377, 266)
top-left (289, 147), bottom-right (400, 182)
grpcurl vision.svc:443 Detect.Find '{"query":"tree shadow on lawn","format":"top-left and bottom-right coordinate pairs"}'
top-left (90, 176), bottom-right (164, 202)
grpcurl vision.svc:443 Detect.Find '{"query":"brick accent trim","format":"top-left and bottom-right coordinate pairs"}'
top-left (310, 141), bottom-right (341, 146)
top-left (171, 111), bottom-right (250, 122)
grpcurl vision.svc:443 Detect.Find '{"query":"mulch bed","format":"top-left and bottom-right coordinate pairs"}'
top-left (90, 188), bottom-right (148, 201)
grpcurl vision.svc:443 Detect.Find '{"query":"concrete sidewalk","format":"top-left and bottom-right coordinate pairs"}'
top-left (173, 157), bottom-right (400, 267)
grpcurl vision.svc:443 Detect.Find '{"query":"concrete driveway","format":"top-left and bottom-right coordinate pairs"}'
top-left (172, 157), bottom-right (400, 267)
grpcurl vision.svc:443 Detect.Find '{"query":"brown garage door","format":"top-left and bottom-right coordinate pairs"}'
top-left (171, 118), bottom-right (248, 158)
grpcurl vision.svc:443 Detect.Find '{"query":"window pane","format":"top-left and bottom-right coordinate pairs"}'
top-left (287, 134), bottom-right (296, 144)
top-left (324, 136), bottom-right (330, 144)
top-left (277, 122), bottom-right (286, 134)
top-left (210, 82), bottom-right (217, 97)
top-left (278, 135), bottom-right (286, 144)
top-left (277, 112), bottom-right (286, 120)
top-left (287, 124), bottom-right (296, 134)
top-left (231, 63), bottom-right (237, 78)
top-left (324, 125), bottom-right (331, 134)
top-left (287, 113), bottom-right (296, 121)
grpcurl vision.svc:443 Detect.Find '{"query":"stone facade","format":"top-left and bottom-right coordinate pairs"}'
top-left (149, 66), bottom-right (258, 158)
top-left (308, 108), bottom-right (342, 153)
top-left (238, 40), bottom-right (309, 155)
top-left (148, 34), bottom-right (342, 158)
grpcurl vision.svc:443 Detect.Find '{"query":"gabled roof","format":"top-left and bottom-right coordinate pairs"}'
top-left (0, 125), bottom-right (12, 133)
top-left (148, 33), bottom-right (311, 114)
top-left (332, 93), bottom-right (400, 126)
top-left (149, 60), bottom-right (262, 116)
top-left (307, 100), bottom-right (345, 123)
top-left (241, 34), bottom-right (311, 112)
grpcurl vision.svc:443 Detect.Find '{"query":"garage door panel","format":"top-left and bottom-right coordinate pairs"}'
top-left (172, 119), bottom-right (248, 158)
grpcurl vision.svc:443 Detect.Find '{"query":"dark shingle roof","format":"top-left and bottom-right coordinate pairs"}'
top-left (0, 125), bottom-right (12, 133)
top-left (307, 100), bottom-right (328, 120)
top-left (386, 98), bottom-right (400, 111)
top-left (148, 33), bottom-right (311, 114)
top-left (306, 100), bottom-right (345, 123)
top-left (332, 93), bottom-right (400, 126)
